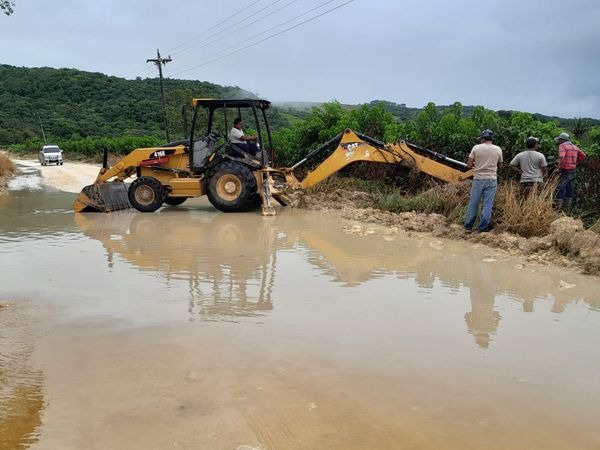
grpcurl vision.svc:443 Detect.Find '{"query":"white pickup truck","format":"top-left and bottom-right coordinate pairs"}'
top-left (39, 145), bottom-right (64, 166)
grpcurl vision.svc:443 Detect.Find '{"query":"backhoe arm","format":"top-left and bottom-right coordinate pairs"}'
top-left (291, 129), bottom-right (472, 189)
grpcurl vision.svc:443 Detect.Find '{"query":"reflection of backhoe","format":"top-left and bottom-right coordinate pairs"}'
top-left (74, 98), bottom-right (473, 216)
top-left (74, 210), bottom-right (598, 322)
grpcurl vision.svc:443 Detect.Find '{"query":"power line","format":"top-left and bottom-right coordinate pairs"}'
top-left (173, 0), bottom-right (300, 61)
top-left (126, 0), bottom-right (264, 79)
top-left (172, 0), bottom-right (286, 60)
top-left (171, 0), bottom-right (337, 75)
top-left (167, 0), bottom-right (264, 55)
top-left (171, 0), bottom-right (354, 77)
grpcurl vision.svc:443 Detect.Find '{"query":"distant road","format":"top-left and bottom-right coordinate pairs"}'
top-left (13, 159), bottom-right (101, 193)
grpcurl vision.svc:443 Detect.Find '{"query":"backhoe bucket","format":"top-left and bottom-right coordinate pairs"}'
top-left (73, 182), bottom-right (131, 212)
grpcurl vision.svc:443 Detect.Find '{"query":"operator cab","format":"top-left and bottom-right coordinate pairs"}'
top-left (189, 99), bottom-right (273, 175)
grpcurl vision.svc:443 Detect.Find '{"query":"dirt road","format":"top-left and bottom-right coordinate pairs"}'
top-left (13, 159), bottom-right (100, 193)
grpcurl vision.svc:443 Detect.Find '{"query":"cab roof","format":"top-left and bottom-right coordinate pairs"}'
top-left (191, 98), bottom-right (271, 110)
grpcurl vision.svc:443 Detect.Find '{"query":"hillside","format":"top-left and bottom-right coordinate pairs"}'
top-left (0, 64), bottom-right (283, 146)
top-left (2, 64), bottom-right (599, 149)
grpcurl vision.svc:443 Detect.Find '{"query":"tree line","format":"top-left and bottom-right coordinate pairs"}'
top-left (0, 64), bottom-right (277, 148)
top-left (3, 64), bottom-right (599, 179)
top-left (272, 101), bottom-right (600, 166)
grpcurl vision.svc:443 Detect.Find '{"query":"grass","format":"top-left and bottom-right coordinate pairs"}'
top-left (494, 180), bottom-right (560, 237)
top-left (307, 174), bottom-right (394, 195)
top-left (376, 178), bottom-right (561, 237)
top-left (378, 182), bottom-right (470, 221)
top-left (0, 152), bottom-right (16, 177)
top-left (313, 174), bottom-right (567, 238)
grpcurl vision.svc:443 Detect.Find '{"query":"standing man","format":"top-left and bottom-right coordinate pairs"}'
top-left (464, 129), bottom-right (503, 233)
top-left (509, 136), bottom-right (548, 197)
top-left (555, 132), bottom-right (586, 210)
top-left (229, 117), bottom-right (259, 155)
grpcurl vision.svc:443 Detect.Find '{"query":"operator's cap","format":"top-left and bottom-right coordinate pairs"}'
top-left (479, 129), bottom-right (493, 140)
top-left (555, 132), bottom-right (570, 142)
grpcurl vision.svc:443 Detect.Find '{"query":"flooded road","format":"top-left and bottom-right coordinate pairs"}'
top-left (1, 165), bottom-right (600, 449)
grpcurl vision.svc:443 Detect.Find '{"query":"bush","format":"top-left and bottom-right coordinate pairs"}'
top-left (0, 152), bottom-right (16, 177)
top-left (484, 180), bottom-right (559, 237)
top-left (378, 182), bottom-right (470, 220)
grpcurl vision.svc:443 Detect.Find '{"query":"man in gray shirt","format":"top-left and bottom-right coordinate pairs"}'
top-left (509, 136), bottom-right (548, 197)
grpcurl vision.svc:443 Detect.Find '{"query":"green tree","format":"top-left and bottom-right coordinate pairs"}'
top-left (1, 0), bottom-right (14, 15)
top-left (587, 126), bottom-right (600, 156)
top-left (571, 117), bottom-right (591, 140)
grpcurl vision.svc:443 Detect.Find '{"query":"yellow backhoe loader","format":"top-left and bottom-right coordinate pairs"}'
top-left (74, 98), bottom-right (472, 216)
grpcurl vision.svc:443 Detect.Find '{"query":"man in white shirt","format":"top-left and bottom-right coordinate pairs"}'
top-left (229, 117), bottom-right (259, 154)
top-left (464, 129), bottom-right (503, 233)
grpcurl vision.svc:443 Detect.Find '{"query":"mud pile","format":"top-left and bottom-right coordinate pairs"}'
top-left (301, 189), bottom-right (600, 275)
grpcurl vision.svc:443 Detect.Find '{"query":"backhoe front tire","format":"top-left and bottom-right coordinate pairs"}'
top-left (128, 176), bottom-right (165, 212)
top-left (207, 160), bottom-right (258, 212)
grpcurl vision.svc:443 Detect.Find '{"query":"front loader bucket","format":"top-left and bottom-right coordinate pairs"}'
top-left (73, 182), bottom-right (131, 212)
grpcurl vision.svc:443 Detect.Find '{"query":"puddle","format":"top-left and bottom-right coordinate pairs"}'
top-left (0, 303), bottom-right (44, 450)
top-left (7, 164), bottom-right (44, 192)
top-left (1, 180), bottom-right (600, 449)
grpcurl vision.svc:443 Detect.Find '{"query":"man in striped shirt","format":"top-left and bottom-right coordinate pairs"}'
top-left (555, 132), bottom-right (586, 210)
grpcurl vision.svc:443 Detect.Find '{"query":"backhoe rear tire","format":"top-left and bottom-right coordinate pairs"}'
top-left (207, 160), bottom-right (258, 212)
top-left (128, 176), bottom-right (165, 213)
top-left (164, 197), bottom-right (187, 206)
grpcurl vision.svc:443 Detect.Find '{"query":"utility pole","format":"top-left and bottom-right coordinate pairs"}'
top-left (37, 113), bottom-right (47, 144)
top-left (147, 49), bottom-right (172, 143)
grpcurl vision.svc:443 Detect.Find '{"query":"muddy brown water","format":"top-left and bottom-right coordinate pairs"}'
top-left (1, 167), bottom-right (600, 449)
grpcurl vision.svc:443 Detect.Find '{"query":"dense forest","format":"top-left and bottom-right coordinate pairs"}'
top-left (0, 64), bottom-right (291, 146)
top-left (2, 63), bottom-right (599, 177)
top-left (3, 64), bottom-right (599, 156)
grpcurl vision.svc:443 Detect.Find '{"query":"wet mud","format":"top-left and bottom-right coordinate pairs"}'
top-left (1, 164), bottom-right (600, 449)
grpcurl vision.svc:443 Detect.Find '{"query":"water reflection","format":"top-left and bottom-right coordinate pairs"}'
top-left (74, 211), bottom-right (282, 320)
top-left (0, 188), bottom-right (76, 239)
top-left (0, 304), bottom-right (44, 450)
top-left (463, 262), bottom-right (501, 348)
top-left (73, 209), bottom-right (598, 331)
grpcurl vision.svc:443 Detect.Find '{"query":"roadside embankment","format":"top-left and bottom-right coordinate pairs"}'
top-left (0, 151), bottom-right (17, 195)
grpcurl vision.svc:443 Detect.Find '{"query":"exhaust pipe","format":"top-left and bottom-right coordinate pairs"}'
top-left (102, 147), bottom-right (109, 170)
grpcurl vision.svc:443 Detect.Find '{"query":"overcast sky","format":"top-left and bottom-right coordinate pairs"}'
top-left (1, 0), bottom-right (599, 118)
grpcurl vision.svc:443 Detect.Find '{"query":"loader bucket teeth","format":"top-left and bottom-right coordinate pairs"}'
top-left (73, 183), bottom-right (131, 212)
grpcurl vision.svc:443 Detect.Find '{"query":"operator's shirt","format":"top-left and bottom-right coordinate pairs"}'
top-left (229, 127), bottom-right (245, 144)
top-left (469, 143), bottom-right (503, 179)
top-left (510, 150), bottom-right (547, 183)
top-left (558, 141), bottom-right (586, 170)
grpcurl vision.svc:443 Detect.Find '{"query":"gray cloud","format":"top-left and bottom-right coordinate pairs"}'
top-left (1, 0), bottom-right (599, 118)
